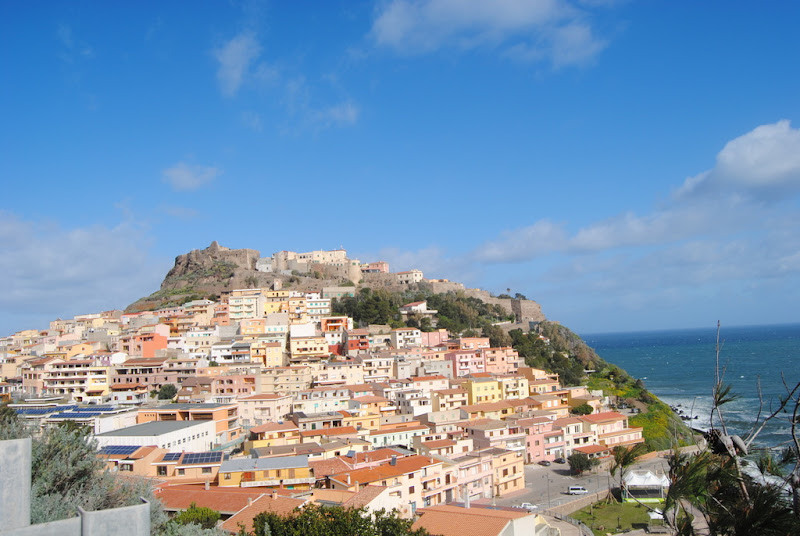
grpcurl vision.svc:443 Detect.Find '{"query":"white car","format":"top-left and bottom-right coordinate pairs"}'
top-left (567, 486), bottom-right (588, 495)
top-left (516, 502), bottom-right (537, 511)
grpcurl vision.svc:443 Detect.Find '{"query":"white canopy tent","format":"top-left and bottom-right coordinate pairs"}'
top-left (622, 470), bottom-right (670, 502)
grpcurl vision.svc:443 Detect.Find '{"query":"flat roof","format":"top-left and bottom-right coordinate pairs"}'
top-left (220, 455), bottom-right (309, 472)
top-left (151, 403), bottom-right (232, 410)
top-left (97, 420), bottom-right (209, 437)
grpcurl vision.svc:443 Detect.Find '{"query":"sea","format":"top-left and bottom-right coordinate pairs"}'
top-left (581, 323), bottom-right (800, 452)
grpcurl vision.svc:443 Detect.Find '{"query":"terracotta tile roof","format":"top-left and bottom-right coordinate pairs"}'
top-left (329, 455), bottom-right (434, 486)
top-left (110, 382), bottom-right (147, 390)
top-left (353, 395), bottom-right (387, 403)
top-left (129, 446), bottom-right (157, 459)
top-left (156, 487), bottom-right (265, 515)
top-left (575, 444), bottom-right (610, 454)
top-left (308, 488), bottom-right (356, 505)
top-left (581, 411), bottom-right (627, 423)
top-left (341, 485), bottom-right (388, 509)
top-left (411, 375), bottom-right (447, 382)
top-left (422, 439), bottom-right (456, 448)
top-left (249, 422), bottom-right (299, 434)
top-left (309, 457), bottom-right (352, 478)
top-left (411, 505), bottom-right (529, 536)
top-left (553, 417), bottom-right (583, 426)
top-left (299, 426), bottom-right (360, 438)
top-left (220, 494), bottom-right (306, 533)
top-left (349, 448), bottom-right (405, 464)
top-left (239, 394), bottom-right (288, 400)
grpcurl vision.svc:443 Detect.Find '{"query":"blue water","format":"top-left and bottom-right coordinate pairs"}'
top-left (582, 323), bottom-right (800, 450)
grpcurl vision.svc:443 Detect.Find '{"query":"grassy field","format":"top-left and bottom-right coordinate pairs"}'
top-left (572, 500), bottom-right (665, 535)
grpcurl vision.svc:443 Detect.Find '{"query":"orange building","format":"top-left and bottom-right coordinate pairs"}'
top-left (137, 403), bottom-right (241, 446)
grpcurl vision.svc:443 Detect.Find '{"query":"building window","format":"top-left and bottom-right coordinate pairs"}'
top-left (202, 467), bottom-right (212, 474)
top-left (177, 469), bottom-right (185, 476)
top-left (157, 466), bottom-right (167, 477)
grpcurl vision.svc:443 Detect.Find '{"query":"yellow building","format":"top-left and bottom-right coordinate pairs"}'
top-left (496, 374), bottom-right (530, 400)
top-left (251, 340), bottom-right (286, 368)
top-left (464, 377), bottom-right (502, 405)
top-left (486, 448), bottom-right (526, 497)
top-left (264, 301), bottom-right (289, 315)
top-left (44, 358), bottom-right (110, 403)
top-left (243, 421), bottom-right (301, 454)
top-left (289, 336), bottom-right (328, 362)
top-left (218, 455), bottom-right (314, 490)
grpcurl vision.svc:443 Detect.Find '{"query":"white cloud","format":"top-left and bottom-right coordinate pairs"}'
top-left (282, 77), bottom-right (360, 132)
top-left (474, 220), bottom-right (568, 262)
top-left (0, 212), bottom-right (168, 334)
top-left (313, 101), bottom-right (360, 128)
top-left (214, 32), bottom-right (262, 97)
top-left (477, 121), bottom-right (800, 264)
top-left (159, 205), bottom-right (199, 220)
top-left (241, 110), bottom-right (264, 132)
top-left (677, 120), bottom-right (800, 199)
top-left (370, 0), bottom-right (609, 66)
top-left (162, 162), bottom-right (221, 191)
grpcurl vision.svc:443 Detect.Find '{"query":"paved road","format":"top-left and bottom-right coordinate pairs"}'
top-left (482, 455), bottom-right (672, 512)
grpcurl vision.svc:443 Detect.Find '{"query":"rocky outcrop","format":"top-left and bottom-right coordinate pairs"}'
top-left (127, 242), bottom-right (548, 321)
top-left (126, 242), bottom-right (267, 312)
top-left (161, 241), bottom-right (260, 291)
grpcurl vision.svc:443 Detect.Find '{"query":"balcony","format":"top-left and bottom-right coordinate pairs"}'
top-left (239, 477), bottom-right (315, 487)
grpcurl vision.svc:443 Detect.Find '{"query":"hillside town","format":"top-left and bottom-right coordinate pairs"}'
top-left (0, 248), bottom-right (645, 535)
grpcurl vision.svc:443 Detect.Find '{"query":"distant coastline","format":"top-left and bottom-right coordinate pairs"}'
top-left (583, 323), bottom-right (800, 448)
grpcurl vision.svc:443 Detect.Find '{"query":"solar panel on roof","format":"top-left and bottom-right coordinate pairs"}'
top-left (75, 406), bottom-right (114, 412)
top-left (53, 412), bottom-right (101, 419)
top-left (162, 453), bottom-right (182, 461)
top-left (99, 445), bottom-right (139, 456)
top-left (15, 408), bottom-right (56, 415)
top-left (180, 452), bottom-right (223, 465)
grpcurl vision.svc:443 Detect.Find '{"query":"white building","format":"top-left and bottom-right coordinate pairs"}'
top-left (95, 420), bottom-right (217, 452)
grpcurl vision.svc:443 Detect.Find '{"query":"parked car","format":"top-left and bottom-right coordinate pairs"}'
top-left (538, 460), bottom-right (551, 466)
top-left (567, 486), bottom-right (588, 495)
top-left (518, 503), bottom-right (537, 512)
top-left (554, 457), bottom-right (566, 464)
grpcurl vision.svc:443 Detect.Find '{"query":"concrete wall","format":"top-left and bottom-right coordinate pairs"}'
top-left (0, 438), bottom-right (150, 536)
top-left (0, 438), bottom-right (31, 530)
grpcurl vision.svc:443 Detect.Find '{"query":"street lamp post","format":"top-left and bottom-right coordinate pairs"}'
top-left (546, 474), bottom-right (551, 509)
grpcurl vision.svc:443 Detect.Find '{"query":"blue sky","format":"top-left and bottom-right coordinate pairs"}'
top-left (2, 1), bottom-right (800, 336)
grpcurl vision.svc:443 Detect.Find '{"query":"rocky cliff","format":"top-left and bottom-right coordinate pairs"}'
top-left (126, 242), bottom-right (265, 312)
top-left (126, 242), bottom-right (547, 323)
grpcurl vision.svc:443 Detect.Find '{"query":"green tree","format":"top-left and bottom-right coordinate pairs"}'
top-left (567, 452), bottom-right (596, 475)
top-left (482, 324), bottom-right (511, 348)
top-left (172, 502), bottom-right (221, 530)
top-left (571, 403), bottom-right (594, 416)
top-left (609, 444), bottom-right (646, 501)
top-left (250, 504), bottom-right (428, 536)
top-left (158, 383), bottom-right (178, 400)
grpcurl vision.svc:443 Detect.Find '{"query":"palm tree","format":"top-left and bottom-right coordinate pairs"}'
top-left (609, 444), bottom-right (646, 502)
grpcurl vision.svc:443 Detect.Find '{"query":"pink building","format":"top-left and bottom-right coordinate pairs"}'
top-left (510, 416), bottom-right (555, 464)
top-left (482, 347), bottom-right (522, 375)
top-left (444, 350), bottom-right (485, 377)
top-left (420, 329), bottom-right (450, 348)
top-left (580, 411), bottom-right (644, 448)
top-left (463, 420), bottom-right (526, 455)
